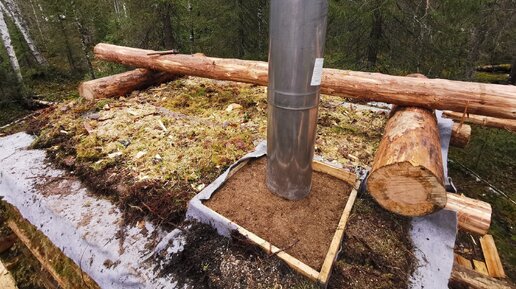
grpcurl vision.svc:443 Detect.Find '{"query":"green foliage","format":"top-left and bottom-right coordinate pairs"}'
top-left (0, 0), bottom-right (515, 111)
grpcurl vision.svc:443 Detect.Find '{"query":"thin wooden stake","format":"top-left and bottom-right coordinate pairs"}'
top-left (480, 235), bottom-right (506, 278)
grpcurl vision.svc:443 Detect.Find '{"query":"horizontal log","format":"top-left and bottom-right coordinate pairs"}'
top-left (94, 43), bottom-right (516, 119)
top-left (445, 193), bottom-right (492, 235)
top-left (450, 123), bottom-right (472, 148)
top-left (476, 64), bottom-right (511, 73)
top-left (367, 106), bottom-right (447, 217)
top-left (79, 68), bottom-right (178, 100)
top-left (443, 111), bottom-right (516, 133)
top-left (449, 263), bottom-right (515, 289)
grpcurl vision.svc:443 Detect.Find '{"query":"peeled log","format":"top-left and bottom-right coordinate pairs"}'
top-left (450, 123), bottom-right (472, 148)
top-left (446, 193), bottom-right (492, 235)
top-left (367, 106), bottom-right (447, 216)
top-left (93, 43), bottom-right (516, 119)
top-left (79, 68), bottom-right (178, 100)
top-left (443, 111), bottom-right (516, 133)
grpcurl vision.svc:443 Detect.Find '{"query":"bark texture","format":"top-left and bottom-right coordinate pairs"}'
top-left (79, 68), bottom-right (178, 100)
top-left (0, 0), bottom-right (47, 66)
top-left (0, 7), bottom-right (21, 82)
top-left (445, 193), bottom-right (492, 235)
top-left (93, 43), bottom-right (516, 119)
top-left (367, 106), bottom-right (447, 216)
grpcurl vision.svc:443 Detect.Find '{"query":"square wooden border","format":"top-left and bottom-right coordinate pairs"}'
top-left (201, 159), bottom-right (359, 287)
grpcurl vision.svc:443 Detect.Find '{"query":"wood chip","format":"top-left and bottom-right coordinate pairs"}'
top-left (473, 259), bottom-right (489, 276)
top-left (455, 254), bottom-right (473, 270)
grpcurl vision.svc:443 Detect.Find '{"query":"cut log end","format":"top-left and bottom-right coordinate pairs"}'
top-left (78, 82), bottom-right (94, 100)
top-left (367, 161), bottom-right (447, 216)
top-left (78, 68), bottom-right (179, 100)
top-left (446, 193), bottom-right (492, 235)
top-left (450, 123), bottom-right (472, 148)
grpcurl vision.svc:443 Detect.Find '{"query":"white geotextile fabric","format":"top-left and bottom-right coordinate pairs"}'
top-left (0, 132), bottom-right (183, 289)
top-left (408, 110), bottom-right (457, 289)
top-left (0, 106), bottom-right (458, 289)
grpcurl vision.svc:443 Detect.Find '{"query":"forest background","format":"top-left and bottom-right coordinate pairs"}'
top-left (0, 0), bottom-right (515, 123)
top-left (0, 0), bottom-right (515, 282)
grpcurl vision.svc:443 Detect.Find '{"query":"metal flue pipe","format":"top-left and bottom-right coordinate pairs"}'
top-left (266, 0), bottom-right (329, 200)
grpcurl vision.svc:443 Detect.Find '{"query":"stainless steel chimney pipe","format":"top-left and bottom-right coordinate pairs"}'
top-left (266, 0), bottom-right (328, 200)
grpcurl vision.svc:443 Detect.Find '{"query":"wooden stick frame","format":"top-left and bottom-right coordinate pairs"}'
top-left (203, 158), bottom-right (359, 287)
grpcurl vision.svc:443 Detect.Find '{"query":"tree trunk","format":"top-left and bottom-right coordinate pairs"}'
top-left (93, 43), bottom-right (516, 119)
top-left (450, 123), bottom-right (472, 148)
top-left (367, 106), bottom-right (447, 216)
top-left (28, 0), bottom-right (44, 42)
top-left (0, 8), bottom-right (22, 82)
top-left (366, 8), bottom-right (382, 69)
top-left (58, 17), bottom-right (78, 74)
top-left (78, 68), bottom-right (179, 100)
top-left (0, 0), bottom-right (47, 66)
top-left (71, 0), bottom-right (95, 79)
top-left (445, 193), bottom-right (491, 235)
top-left (443, 111), bottom-right (516, 133)
top-left (161, 3), bottom-right (175, 50)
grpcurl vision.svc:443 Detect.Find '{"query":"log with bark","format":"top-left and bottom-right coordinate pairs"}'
top-left (93, 43), bottom-right (516, 119)
top-left (79, 68), bottom-right (179, 100)
top-left (445, 193), bottom-right (492, 235)
top-left (443, 111), bottom-right (516, 133)
top-left (367, 106), bottom-right (447, 216)
top-left (450, 123), bottom-right (472, 148)
top-left (449, 263), bottom-right (515, 289)
top-left (476, 64), bottom-right (511, 73)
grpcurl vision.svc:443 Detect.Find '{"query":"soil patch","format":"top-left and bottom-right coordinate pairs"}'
top-left (328, 195), bottom-right (417, 288)
top-left (161, 222), bottom-right (317, 289)
top-left (205, 157), bottom-right (352, 270)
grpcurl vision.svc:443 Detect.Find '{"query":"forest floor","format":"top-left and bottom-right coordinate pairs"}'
top-left (0, 75), bottom-right (514, 287)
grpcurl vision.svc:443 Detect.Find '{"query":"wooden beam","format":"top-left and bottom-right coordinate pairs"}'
top-left (79, 68), bottom-right (178, 100)
top-left (443, 111), bottom-right (516, 133)
top-left (318, 180), bottom-right (360, 285)
top-left (312, 160), bottom-right (357, 185)
top-left (480, 235), bottom-right (506, 278)
top-left (7, 220), bottom-right (69, 289)
top-left (93, 43), bottom-right (516, 119)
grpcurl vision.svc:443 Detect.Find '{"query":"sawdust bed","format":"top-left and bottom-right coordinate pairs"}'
top-left (204, 157), bottom-right (353, 270)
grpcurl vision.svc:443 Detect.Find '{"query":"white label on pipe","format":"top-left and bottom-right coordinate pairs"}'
top-left (310, 58), bottom-right (324, 86)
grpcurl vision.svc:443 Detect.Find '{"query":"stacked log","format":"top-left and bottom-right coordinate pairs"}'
top-left (91, 44), bottom-right (493, 234)
top-left (367, 106), bottom-right (447, 216)
top-left (93, 43), bottom-right (516, 119)
top-left (449, 263), bottom-right (514, 289)
top-left (367, 104), bottom-right (491, 230)
top-left (445, 193), bottom-right (492, 235)
top-left (79, 68), bottom-right (178, 100)
top-left (443, 111), bottom-right (516, 133)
